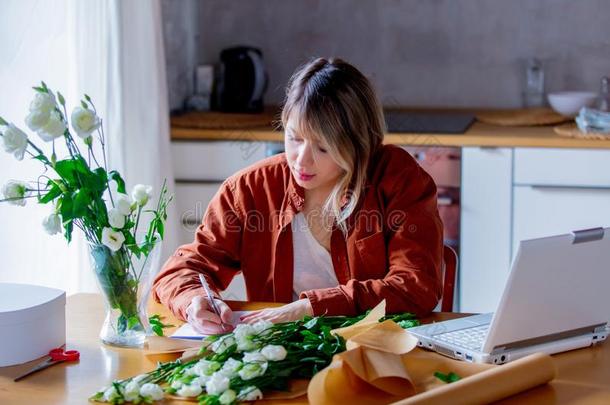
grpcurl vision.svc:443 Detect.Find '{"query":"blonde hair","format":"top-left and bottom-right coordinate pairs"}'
top-left (280, 58), bottom-right (385, 234)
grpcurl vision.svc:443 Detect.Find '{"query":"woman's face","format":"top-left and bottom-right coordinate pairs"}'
top-left (284, 115), bottom-right (344, 194)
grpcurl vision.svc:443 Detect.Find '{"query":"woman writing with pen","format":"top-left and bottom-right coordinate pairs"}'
top-left (152, 58), bottom-right (443, 334)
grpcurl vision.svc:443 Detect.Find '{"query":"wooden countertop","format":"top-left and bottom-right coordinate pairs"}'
top-left (171, 109), bottom-right (610, 150)
top-left (1, 294), bottom-right (609, 404)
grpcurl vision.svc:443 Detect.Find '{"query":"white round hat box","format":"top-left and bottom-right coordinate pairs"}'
top-left (0, 283), bottom-right (66, 367)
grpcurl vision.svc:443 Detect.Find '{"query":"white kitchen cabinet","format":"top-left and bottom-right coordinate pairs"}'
top-left (461, 146), bottom-right (610, 314)
top-left (514, 148), bottom-right (610, 188)
top-left (512, 186), bottom-right (610, 256)
top-left (175, 182), bottom-right (222, 245)
top-left (459, 147), bottom-right (514, 313)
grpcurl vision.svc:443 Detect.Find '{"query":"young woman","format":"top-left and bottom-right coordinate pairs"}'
top-left (153, 58), bottom-right (443, 334)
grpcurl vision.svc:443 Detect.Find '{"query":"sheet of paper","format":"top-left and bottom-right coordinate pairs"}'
top-left (170, 310), bottom-right (254, 339)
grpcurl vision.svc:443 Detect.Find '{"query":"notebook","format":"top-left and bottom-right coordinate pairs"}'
top-left (409, 227), bottom-right (610, 364)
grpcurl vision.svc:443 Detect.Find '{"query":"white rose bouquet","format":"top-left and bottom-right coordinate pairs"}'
top-left (0, 82), bottom-right (172, 346)
top-left (90, 312), bottom-right (420, 404)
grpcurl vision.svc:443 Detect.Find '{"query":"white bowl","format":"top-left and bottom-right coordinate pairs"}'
top-left (547, 91), bottom-right (597, 117)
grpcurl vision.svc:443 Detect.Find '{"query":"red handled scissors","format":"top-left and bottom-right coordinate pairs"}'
top-left (14, 347), bottom-right (80, 382)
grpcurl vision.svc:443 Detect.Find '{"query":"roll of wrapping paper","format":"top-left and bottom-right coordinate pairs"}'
top-left (393, 352), bottom-right (555, 405)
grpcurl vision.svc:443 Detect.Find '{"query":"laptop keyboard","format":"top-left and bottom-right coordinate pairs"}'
top-left (435, 325), bottom-right (489, 350)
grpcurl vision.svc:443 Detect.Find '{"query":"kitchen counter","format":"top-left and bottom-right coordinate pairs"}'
top-left (170, 109), bottom-right (610, 149)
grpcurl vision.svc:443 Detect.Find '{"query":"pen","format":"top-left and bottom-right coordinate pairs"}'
top-left (198, 274), bottom-right (228, 331)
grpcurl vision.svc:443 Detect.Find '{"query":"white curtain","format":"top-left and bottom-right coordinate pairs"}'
top-left (0, 0), bottom-right (178, 294)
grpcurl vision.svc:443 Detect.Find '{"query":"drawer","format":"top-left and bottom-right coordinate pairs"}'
top-left (512, 185), bottom-right (610, 256)
top-left (175, 183), bottom-right (222, 245)
top-left (172, 141), bottom-right (282, 181)
top-left (514, 148), bottom-right (610, 187)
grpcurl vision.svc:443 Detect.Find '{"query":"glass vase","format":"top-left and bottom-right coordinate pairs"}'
top-left (89, 240), bottom-right (161, 348)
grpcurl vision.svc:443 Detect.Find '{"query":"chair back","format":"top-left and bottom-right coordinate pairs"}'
top-left (438, 244), bottom-right (458, 312)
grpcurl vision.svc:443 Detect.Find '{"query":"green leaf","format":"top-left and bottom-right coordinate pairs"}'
top-left (81, 100), bottom-right (88, 109)
top-left (39, 182), bottom-right (62, 204)
top-left (85, 94), bottom-right (92, 102)
top-left (32, 86), bottom-right (45, 93)
top-left (109, 170), bottom-right (126, 194)
top-left (127, 316), bottom-right (140, 330)
top-left (57, 92), bottom-right (65, 106)
top-left (152, 325), bottom-right (163, 336)
top-left (63, 220), bottom-right (73, 243)
top-left (72, 189), bottom-right (91, 217)
top-left (59, 193), bottom-right (74, 221)
top-left (434, 371), bottom-right (461, 383)
top-left (41, 81), bottom-right (48, 91)
top-left (0, 116), bottom-right (7, 126)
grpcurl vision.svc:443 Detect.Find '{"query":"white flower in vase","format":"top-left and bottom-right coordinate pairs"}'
top-left (115, 193), bottom-right (134, 216)
top-left (132, 184), bottom-right (153, 206)
top-left (101, 227), bottom-right (125, 252)
top-left (107, 207), bottom-right (126, 229)
top-left (2, 180), bottom-right (29, 206)
top-left (25, 109), bottom-right (50, 132)
top-left (37, 111), bottom-right (66, 142)
top-left (29, 92), bottom-right (56, 113)
top-left (1, 124), bottom-right (29, 161)
top-left (71, 106), bottom-right (101, 139)
top-left (42, 213), bottom-right (62, 235)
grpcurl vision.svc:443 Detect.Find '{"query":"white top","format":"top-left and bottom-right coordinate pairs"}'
top-left (291, 213), bottom-right (339, 300)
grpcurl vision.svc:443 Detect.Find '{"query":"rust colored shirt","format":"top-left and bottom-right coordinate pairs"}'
top-left (153, 144), bottom-right (443, 321)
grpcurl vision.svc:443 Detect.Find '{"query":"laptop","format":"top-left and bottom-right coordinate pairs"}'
top-left (409, 227), bottom-right (610, 364)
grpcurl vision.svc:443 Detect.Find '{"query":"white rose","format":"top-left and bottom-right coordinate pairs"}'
top-left (25, 109), bottom-right (50, 132)
top-left (219, 389), bottom-right (236, 405)
top-left (261, 345), bottom-right (287, 361)
top-left (192, 359), bottom-right (221, 377)
top-left (176, 383), bottom-right (202, 397)
top-left (108, 207), bottom-right (126, 229)
top-left (2, 180), bottom-right (29, 206)
top-left (42, 213), bottom-right (62, 235)
top-left (123, 381), bottom-right (140, 402)
top-left (210, 335), bottom-right (235, 354)
top-left (29, 92), bottom-right (56, 113)
top-left (139, 383), bottom-right (164, 401)
top-left (132, 374), bottom-right (148, 384)
top-left (238, 362), bottom-right (268, 381)
top-left (101, 227), bottom-right (125, 252)
top-left (234, 324), bottom-right (258, 351)
top-left (252, 320), bottom-right (274, 335)
top-left (70, 106), bottom-right (101, 139)
top-left (238, 386), bottom-right (263, 401)
top-left (1, 124), bottom-right (28, 161)
top-left (131, 184), bottom-right (153, 206)
top-left (242, 351), bottom-right (266, 363)
top-left (37, 111), bottom-right (66, 142)
top-left (205, 372), bottom-right (230, 395)
top-left (102, 385), bottom-right (122, 402)
top-left (219, 357), bottom-right (243, 378)
top-left (115, 193), bottom-right (133, 216)
top-left (191, 375), bottom-right (211, 387)
top-left (171, 380), bottom-right (183, 390)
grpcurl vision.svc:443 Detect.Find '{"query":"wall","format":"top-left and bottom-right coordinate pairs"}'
top-left (163, 0), bottom-right (610, 110)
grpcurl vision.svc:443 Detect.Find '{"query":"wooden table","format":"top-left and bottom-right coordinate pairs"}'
top-left (1, 294), bottom-right (609, 404)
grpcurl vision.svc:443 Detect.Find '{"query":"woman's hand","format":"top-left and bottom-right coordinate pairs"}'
top-left (239, 298), bottom-right (314, 324)
top-left (186, 295), bottom-right (234, 334)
